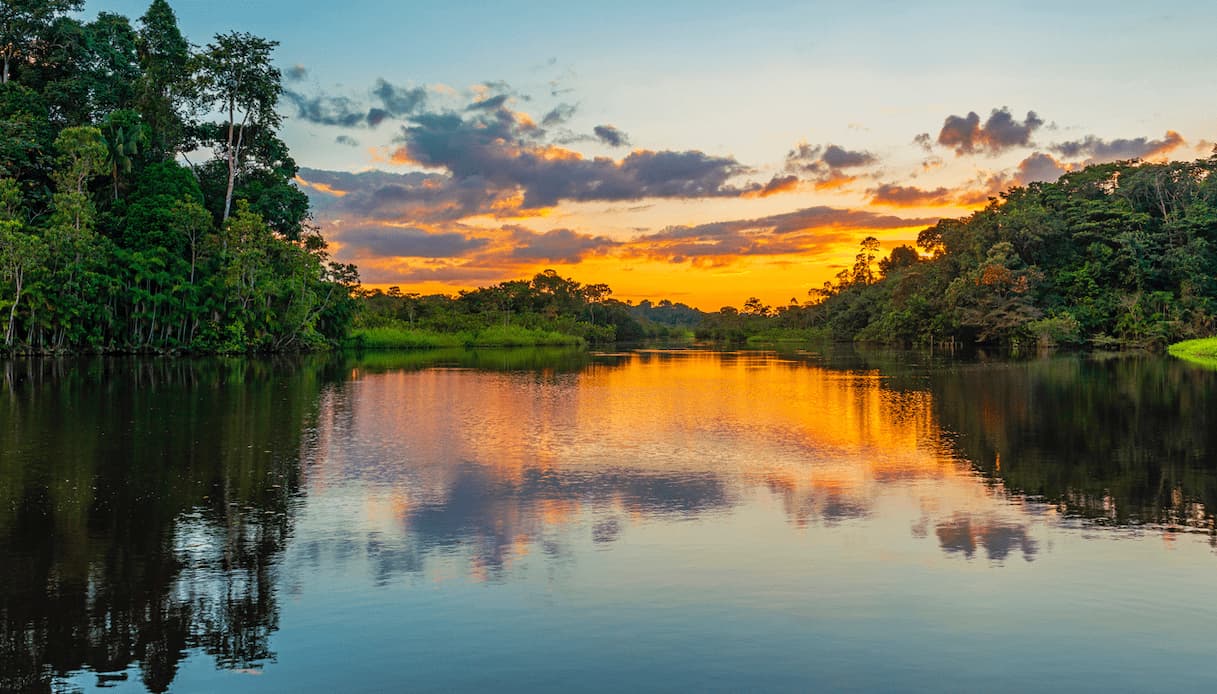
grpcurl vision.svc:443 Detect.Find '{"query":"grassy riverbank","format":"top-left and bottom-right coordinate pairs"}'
top-left (743, 327), bottom-right (832, 345)
top-left (1168, 337), bottom-right (1217, 368)
top-left (347, 325), bottom-right (584, 349)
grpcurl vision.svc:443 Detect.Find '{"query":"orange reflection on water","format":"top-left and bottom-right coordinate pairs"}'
top-left (307, 350), bottom-right (1050, 580)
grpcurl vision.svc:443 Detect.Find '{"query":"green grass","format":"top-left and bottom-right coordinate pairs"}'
top-left (465, 324), bottom-right (583, 347)
top-left (744, 327), bottom-right (832, 345)
top-left (346, 327), bottom-right (463, 349)
top-left (348, 346), bottom-right (591, 372)
top-left (347, 325), bottom-right (584, 350)
top-left (1168, 337), bottom-right (1217, 369)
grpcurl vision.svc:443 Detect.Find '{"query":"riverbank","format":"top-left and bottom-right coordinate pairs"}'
top-left (1168, 337), bottom-right (1217, 368)
top-left (742, 327), bottom-right (832, 345)
top-left (346, 325), bottom-right (584, 349)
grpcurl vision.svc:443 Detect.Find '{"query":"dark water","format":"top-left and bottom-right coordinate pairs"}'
top-left (2, 348), bottom-right (1216, 692)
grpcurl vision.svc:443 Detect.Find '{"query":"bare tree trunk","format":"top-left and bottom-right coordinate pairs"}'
top-left (148, 305), bottom-right (157, 344)
top-left (4, 281), bottom-right (18, 347)
top-left (223, 100), bottom-right (236, 221)
top-left (223, 156), bottom-right (236, 221)
top-left (222, 104), bottom-right (249, 223)
top-left (3, 263), bottom-right (25, 348)
top-left (1154, 175), bottom-right (1168, 221)
top-left (181, 151), bottom-right (199, 179)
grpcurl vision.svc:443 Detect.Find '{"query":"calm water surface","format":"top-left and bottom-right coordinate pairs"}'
top-left (2, 347), bottom-right (1216, 692)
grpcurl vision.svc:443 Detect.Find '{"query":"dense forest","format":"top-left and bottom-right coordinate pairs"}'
top-left (353, 270), bottom-right (703, 347)
top-left (0, 0), bottom-right (357, 354)
top-left (359, 156), bottom-right (1217, 351)
top-left (4, 1), bottom-right (1213, 355)
top-left (702, 156), bottom-right (1217, 349)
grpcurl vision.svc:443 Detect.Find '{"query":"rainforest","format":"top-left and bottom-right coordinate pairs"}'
top-left (5, 2), bottom-right (1217, 692)
top-left (3, 2), bottom-right (1216, 356)
top-left (353, 155), bottom-right (1217, 351)
top-left (0, 0), bottom-right (357, 354)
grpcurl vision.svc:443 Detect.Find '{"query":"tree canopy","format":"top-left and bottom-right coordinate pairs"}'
top-left (0, 0), bottom-right (357, 353)
top-left (704, 155), bottom-right (1217, 350)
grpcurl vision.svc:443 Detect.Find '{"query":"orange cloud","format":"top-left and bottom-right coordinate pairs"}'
top-left (744, 174), bottom-right (801, 198)
top-left (1144, 130), bottom-right (1186, 162)
top-left (537, 144), bottom-right (582, 162)
top-left (389, 146), bottom-right (416, 165)
top-left (294, 176), bottom-right (348, 197)
top-left (812, 170), bottom-right (858, 191)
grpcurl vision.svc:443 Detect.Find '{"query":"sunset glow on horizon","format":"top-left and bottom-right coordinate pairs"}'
top-left (86, 0), bottom-right (1217, 309)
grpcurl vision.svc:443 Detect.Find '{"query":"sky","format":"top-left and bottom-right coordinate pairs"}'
top-left (86, 0), bottom-right (1217, 309)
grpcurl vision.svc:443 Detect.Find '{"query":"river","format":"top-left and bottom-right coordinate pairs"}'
top-left (2, 347), bottom-right (1215, 691)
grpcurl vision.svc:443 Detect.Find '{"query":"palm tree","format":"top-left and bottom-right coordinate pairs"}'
top-left (102, 110), bottom-right (149, 200)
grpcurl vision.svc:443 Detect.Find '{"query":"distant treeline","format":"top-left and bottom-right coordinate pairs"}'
top-left (355, 269), bottom-right (704, 346)
top-left (358, 156), bottom-right (1217, 350)
top-left (0, 1), bottom-right (357, 354)
top-left (701, 156), bottom-right (1217, 349)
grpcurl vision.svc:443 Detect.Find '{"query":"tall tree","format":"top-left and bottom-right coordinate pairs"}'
top-left (84, 12), bottom-right (141, 116)
top-left (135, 0), bottom-right (191, 157)
top-left (195, 32), bottom-right (282, 222)
top-left (851, 236), bottom-right (881, 286)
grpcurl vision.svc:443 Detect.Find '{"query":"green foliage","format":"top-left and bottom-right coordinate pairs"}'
top-left (726, 156), bottom-right (1217, 350)
top-left (630, 299), bottom-right (707, 335)
top-left (349, 326), bottom-right (463, 349)
top-left (194, 31), bottom-right (283, 222)
top-left (100, 108), bottom-right (149, 199)
top-left (130, 158), bottom-right (202, 202)
top-left (27, 9), bottom-right (142, 127)
top-left (0, 84), bottom-right (54, 181)
top-left (354, 269), bottom-right (642, 346)
top-left (0, 218), bottom-right (45, 347)
top-left (135, 0), bottom-right (192, 156)
top-left (466, 324), bottom-right (583, 347)
top-left (1168, 337), bottom-right (1217, 369)
top-left (696, 294), bottom-right (823, 342)
top-left (53, 126), bottom-right (107, 193)
top-left (1027, 313), bottom-right (1084, 348)
top-left (349, 346), bottom-right (592, 372)
top-left (0, 178), bottom-right (21, 220)
top-left (744, 326), bottom-right (831, 344)
top-left (0, 0), bottom-right (84, 85)
top-left (0, 2), bottom-right (357, 354)
top-left (348, 324), bottom-right (583, 349)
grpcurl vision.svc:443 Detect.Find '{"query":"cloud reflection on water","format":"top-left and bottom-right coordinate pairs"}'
top-left (295, 349), bottom-right (1102, 584)
top-left (5, 349), bottom-right (1217, 692)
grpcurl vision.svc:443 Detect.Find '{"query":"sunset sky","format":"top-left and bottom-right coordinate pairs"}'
top-left (88, 0), bottom-right (1217, 309)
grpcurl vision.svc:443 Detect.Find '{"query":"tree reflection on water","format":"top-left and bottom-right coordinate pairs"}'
top-left (921, 353), bottom-right (1217, 534)
top-left (0, 357), bottom-right (340, 692)
top-left (2, 348), bottom-right (1217, 691)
